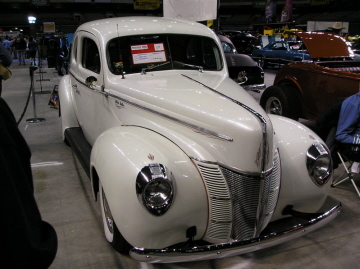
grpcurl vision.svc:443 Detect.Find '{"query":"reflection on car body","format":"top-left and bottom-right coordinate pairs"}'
top-left (58, 17), bottom-right (340, 263)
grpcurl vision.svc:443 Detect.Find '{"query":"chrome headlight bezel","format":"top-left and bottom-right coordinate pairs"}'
top-left (237, 70), bottom-right (248, 84)
top-left (306, 143), bottom-right (332, 186)
top-left (136, 163), bottom-right (175, 216)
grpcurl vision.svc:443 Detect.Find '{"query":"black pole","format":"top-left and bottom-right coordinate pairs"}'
top-left (26, 66), bottom-right (46, 123)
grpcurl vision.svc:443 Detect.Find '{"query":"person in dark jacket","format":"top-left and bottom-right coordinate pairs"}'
top-left (13, 34), bottom-right (27, 65)
top-left (0, 97), bottom-right (58, 268)
top-left (0, 42), bottom-right (13, 96)
top-left (27, 36), bottom-right (38, 66)
top-left (336, 89), bottom-right (360, 173)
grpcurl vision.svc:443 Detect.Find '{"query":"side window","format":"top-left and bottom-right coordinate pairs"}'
top-left (72, 36), bottom-right (78, 65)
top-left (202, 38), bottom-right (221, 69)
top-left (82, 37), bottom-right (101, 73)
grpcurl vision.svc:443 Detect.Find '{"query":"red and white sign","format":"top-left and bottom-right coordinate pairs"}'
top-left (131, 43), bottom-right (166, 65)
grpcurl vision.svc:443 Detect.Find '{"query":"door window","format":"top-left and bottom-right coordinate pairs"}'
top-left (82, 37), bottom-right (101, 73)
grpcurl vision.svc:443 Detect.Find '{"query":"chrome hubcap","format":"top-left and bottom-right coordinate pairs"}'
top-left (266, 97), bottom-right (282, 115)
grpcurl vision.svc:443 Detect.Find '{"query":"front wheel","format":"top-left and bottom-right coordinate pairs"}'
top-left (260, 85), bottom-right (300, 120)
top-left (99, 181), bottom-right (132, 253)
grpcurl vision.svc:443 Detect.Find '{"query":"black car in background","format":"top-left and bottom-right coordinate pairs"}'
top-left (218, 30), bottom-right (260, 55)
top-left (218, 34), bottom-right (265, 91)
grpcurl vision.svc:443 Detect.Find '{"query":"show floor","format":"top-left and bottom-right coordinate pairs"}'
top-left (2, 59), bottom-right (360, 269)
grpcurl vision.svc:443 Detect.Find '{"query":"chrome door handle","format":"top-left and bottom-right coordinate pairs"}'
top-left (72, 84), bottom-right (80, 94)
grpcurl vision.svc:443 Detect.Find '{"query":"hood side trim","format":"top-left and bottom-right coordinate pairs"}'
top-left (181, 74), bottom-right (268, 174)
top-left (104, 90), bottom-right (233, 142)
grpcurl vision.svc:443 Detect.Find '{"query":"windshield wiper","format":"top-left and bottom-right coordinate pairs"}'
top-left (141, 61), bottom-right (170, 74)
top-left (173, 61), bottom-right (204, 72)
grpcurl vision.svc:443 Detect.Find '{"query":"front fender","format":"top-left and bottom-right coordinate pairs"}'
top-left (58, 75), bottom-right (78, 140)
top-left (90, 126), bottom-right (208, 249)
top-left (269, 115), bottom-right (332, 220)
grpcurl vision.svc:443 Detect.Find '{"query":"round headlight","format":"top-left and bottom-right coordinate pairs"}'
top-left (136, 163), bottom-right (174, 216)
top-left (143, 179), bottom-right (172, 206)
top-left (307, 143), bottom-right (332, 186)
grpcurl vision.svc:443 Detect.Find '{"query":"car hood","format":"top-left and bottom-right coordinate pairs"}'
top-left (105, 71), bottom-right (273, 172)
top-left (294, 31), bottom-right (351, 58)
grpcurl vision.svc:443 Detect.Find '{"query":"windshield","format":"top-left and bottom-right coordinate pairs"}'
top-left (107, 34), bottom-right (223, 75)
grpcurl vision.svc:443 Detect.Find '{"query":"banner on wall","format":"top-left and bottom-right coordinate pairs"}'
top-left (31, 0), bottom-right (50, 6)
top-left (134, 0), bottom-right (161, 10)
top-left (281, 0), bottom-right (292, 22)
top-left (265, 0), bottom-right (277, 23)
top-left (43, 22), bottom-right (55, 33)
top-left (163, 0), bottom-right (217, 22)
top-left (310, 0), bottom-right (330, 6)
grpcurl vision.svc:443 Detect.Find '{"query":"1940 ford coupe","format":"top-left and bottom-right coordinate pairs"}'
top-left (58, 16), bottom-right (341, 263)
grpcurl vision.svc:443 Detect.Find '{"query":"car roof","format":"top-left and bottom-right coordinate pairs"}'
top-left (292, 31), bottom-right (351, 58)
top-left (218, 34), bottom-right (233, 44)
top-left (76, 16), bottom-right (218, 43)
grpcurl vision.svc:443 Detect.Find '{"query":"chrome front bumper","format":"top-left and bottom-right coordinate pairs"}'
top-left (130, 197), bottom-right (341, 263)
top-left (242, 83), bottom-right (266, 91)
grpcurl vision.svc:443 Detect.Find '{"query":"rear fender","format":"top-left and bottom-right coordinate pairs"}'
top-left (90, 126), bottom-right (208, 249)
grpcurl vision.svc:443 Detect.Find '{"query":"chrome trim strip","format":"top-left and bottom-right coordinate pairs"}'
top-left (129, 201), bottom-right (341, 263)
top-left (68, 72), bottom-right (233, 141)
top-left (242, 84), bottom-right (266, 91)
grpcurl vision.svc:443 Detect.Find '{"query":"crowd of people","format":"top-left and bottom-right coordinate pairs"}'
top-left (1, 34), bottom-right (38, 66)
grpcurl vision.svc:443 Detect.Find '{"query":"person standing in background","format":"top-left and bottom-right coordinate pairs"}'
top-left (10, 37), bottom-right (17, 59)
top-left (28, 36), bottom-right (38, 66)
top-left (2, 36), bottom-right (12, 51)
top-left (0, 42), bottom-right (12, 96)
top-left (13, 34), bottom-right (27, 65)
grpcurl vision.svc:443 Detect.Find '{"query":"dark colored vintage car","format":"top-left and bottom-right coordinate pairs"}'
top-left (218, 34), bottom-right (265, 91)
top-left (252, 39), bottom-right (310, 68)
top-left (260, 32), bottom-right (360, 122)
top-left (218, 30), bottom-right (260, 54)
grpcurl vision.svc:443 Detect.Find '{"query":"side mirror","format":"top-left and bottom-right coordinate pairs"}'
top-left (85, 76), bottom-right (97, 88)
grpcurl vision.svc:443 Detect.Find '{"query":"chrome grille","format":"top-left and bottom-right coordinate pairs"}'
top-left (197, 149), bottom-right (281, 242)
top-left (220, 167), bottom-right (261, 240)
top-left (196, 163), bottom-right (232, 241)
top-left (258, 149), bottom-right (281, 232)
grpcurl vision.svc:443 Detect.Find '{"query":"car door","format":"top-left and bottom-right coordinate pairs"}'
top-left (70, 31), bottom-right (104, 145)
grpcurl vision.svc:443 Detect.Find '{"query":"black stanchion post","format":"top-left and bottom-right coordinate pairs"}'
top-left (36, 45), bottom-right (51, 94)
top-left (26, 66), bottom-right (46, 123)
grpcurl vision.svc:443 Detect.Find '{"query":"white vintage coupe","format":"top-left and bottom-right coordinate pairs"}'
top-left (59, 16), bottom-right (341, 263)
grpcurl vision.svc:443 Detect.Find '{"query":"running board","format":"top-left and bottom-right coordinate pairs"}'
top-left (64, 127), bottom-right (91, 178)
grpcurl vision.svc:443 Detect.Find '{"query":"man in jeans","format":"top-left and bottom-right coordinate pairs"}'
top-left (336, 87), bottom-right (360, 173)
top-left (13, 34), bottom-right (27, 65)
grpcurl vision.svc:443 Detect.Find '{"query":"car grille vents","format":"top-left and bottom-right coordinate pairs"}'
top-left (196, 149), bottom-right (281, 242)
top-left (196, 163), bottom-right (232, 241)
